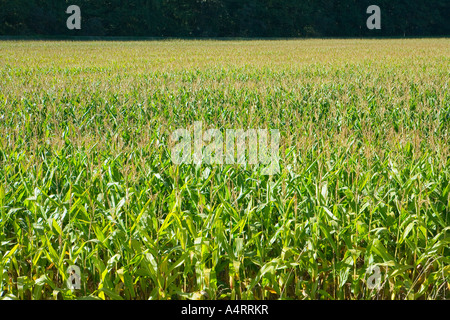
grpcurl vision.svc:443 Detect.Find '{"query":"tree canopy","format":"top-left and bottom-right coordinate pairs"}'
top-left (0, 0), bottom-right (448, 37)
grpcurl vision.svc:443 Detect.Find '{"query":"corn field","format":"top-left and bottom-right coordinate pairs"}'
top-left (0, 39), bottom-right (449, 300)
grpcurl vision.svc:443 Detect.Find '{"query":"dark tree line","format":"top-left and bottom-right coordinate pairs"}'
top-left (0, 0), bottom-right (449, 37)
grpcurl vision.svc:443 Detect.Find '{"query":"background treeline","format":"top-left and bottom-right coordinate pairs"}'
top-left (0, 0), bottom-right (449, 37)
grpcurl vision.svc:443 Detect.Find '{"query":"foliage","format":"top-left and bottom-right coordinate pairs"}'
top-left (0, 0), bottom-right (449, 37)
top-left (0, 39), bottom-right (449, 300)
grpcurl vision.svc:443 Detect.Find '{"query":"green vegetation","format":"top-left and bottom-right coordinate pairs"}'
top-left (0, 39), bottom-right (449, 300)
top-left (1, 0), bottom-right (449, 37)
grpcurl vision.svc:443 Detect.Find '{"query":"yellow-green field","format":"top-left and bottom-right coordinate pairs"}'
top-left (0, 39), bottom-right (449, 300)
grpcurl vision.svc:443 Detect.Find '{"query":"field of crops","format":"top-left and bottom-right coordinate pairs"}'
top-left (0, 39), bottom-right (449, 300)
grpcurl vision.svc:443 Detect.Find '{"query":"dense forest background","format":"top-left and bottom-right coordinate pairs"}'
top-left (0, 0), bottom-right (449, 37)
